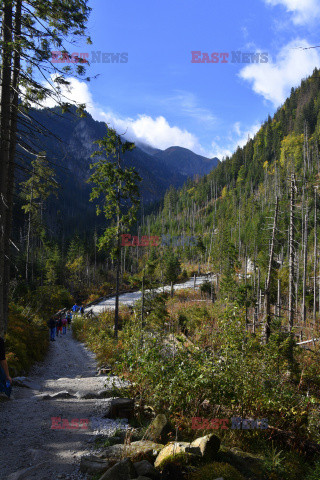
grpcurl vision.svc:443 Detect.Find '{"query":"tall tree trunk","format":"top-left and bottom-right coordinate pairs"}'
top-left (141, 273), bottom-right (145, 329)
top-left (288, 174), bottom-right (295, 331)
top-left (257, 268), bottom-right (261, 315)
top-left (264, 196), bottom-right (279, 342)
top-left (302, 211), bottom-right (308, 325)
top-left (25, 166), bottom-right (34, 281)
top-left (277, 278), bottom-right (281, 319)
top-left (314, 188), bottom-right (317, 322)
top-left (114, 149), bottom-right (121, 339)
top-left (245, 248), bottom-right (248, 328)
top-left (0, 1), bottom-right (13, 337)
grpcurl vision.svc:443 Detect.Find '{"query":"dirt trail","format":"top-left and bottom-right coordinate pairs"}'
top-left (0, 331), bottom-right (124, 480)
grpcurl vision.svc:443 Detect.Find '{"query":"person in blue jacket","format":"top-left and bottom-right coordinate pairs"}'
top-left (72, 303), bottom-right (79, 313)
top-left (0, 336), bottom-right (12, 397)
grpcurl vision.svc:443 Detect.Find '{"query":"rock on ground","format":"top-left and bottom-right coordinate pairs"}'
top-left (144, 414), bottom-right (173, 444)
top-left (99, 440), bottom-right (164, 464)
top-left (154, 434), bottom-right (220, 468)
top-left (99, 458), bottom-right (135, 480)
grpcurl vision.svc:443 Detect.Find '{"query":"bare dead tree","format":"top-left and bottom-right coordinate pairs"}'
top-left (314, 187), bottom-right (318, 321)
top-left (302, 210), bottom-right (308, 325)
top-left (288, 174), bottom-right (296, 331)
top-left (263, 196), bottom-right (279, 342)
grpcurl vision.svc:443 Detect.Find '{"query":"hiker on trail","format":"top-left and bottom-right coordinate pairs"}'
top-left (48, 316), bottom-right (56, 341)
top-left (72, 303), bottom-right (78, 313)
top-left (0, 336), bottom-right (12, 397)
top-left (79, 305), bottom-right (84, 315)
top-left (56, 315), bottom-right (63, 337)
top-left (66, 310), bottom-right (72, 330)
top-left (62, 316), bottom-right (67, 335)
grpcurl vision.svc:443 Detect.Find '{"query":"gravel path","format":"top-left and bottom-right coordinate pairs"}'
top-left (0, 331), bottom-right (127, 480)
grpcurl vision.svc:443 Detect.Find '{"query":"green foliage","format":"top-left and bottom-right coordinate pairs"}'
top-left (72, 313), bottom-right (123, 366)
top-left (6, 304), bottom-right (49, 376)
top-left (200, 280), bottom-right (214, 299)
top-left (20, 153), bottom-right (58, 226)
top-left (65, 237), bottom-right (87, 293)
top-left (88, 125), bottom-right (141, 255)
top-left (163, 252), bottom-right (181, 285)
top-left (262, 443), bottom-right (286, 477)
top-left (305, 459), bottom-right (320, 480)
top-left (44, 243), bottom-right (63, 286)
top-left (23, 285), bottom-right (73, 318)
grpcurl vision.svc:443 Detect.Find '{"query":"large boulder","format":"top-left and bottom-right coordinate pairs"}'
top-left (189, 434), bottom-right (220, 459)
top-left (100, 440), bottom-right (164, 463)
top-left (154, 434), bottom-right (220, 468)
top-left (154, 443), bottom-right (192, 468)
top-left (99, 459), bottom-right (135, 480)
top-left (133, 460), bottom-right (160, 479)
top-left (144, 415), bottom-right (173, 444)
top-left (80, 455), bottom-right (111, 474)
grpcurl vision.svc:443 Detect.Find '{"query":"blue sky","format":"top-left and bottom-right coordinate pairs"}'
top-left (54, 0), bottom-right (320, 159)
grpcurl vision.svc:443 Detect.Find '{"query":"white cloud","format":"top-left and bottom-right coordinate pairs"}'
top-left (239, 39), bottom-right (320, 107)
top-left (209, 123), bottom-right (261, 159)
top-left (39, 76), bottom-right (203, 152)
top-left (233, 122), bottom-right (241, 136)
top-left (264, 0), bottom-right (320, 25)
top-left (39, 75), bottom-right (94, 109)
top-left (100, 111), bottom-right (201, 151)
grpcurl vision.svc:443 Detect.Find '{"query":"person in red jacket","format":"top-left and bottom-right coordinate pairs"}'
top-left (56, 315), bottom-right (63, 337)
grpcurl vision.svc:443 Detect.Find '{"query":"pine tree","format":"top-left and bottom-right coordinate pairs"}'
top-left (88, 126), bottom-right (141, 338)
top-left (20, 153), bottom-right (58, 281)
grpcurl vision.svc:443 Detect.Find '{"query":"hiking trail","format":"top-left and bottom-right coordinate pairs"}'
top-left (0, 332), bottom-right (125, 480)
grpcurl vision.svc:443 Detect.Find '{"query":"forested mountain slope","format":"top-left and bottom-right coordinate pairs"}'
top-left (141, 68), bottom-right (320, 328)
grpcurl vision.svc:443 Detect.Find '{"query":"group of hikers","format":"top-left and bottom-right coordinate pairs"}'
top-left (0, 302), bottom-right (87, 398)
top-left (48, 303), bottom-right (85, 342)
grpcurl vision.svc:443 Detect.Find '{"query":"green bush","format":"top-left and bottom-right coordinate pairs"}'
top-left (72, 313), bottom-right (123, 366)
top-left (6, 303), bottom-right (49, 376)
top-left (306, 459), bottom-right (320, 480)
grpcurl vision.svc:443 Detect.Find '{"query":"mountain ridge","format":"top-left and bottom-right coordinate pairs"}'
top-left (15, 107), bottom-right (219, 236)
